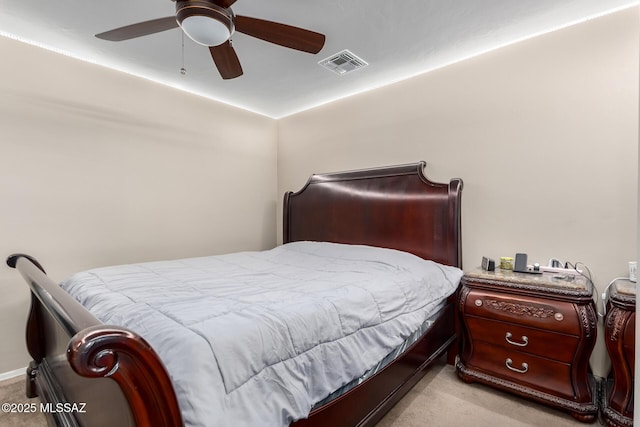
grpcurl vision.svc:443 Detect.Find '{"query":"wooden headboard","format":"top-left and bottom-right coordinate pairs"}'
top-left (283, 161), bottom-right (463, 268)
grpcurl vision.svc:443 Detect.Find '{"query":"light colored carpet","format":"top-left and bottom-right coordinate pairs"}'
top-left (377, 357), bottom-right (600, 427)
top-left (0, 358), bottom-right (600, 426)
top-left (0, 375), bottom-right (46, 427)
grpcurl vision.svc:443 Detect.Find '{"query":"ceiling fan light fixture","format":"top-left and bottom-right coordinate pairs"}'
top-left (176, 1), bottom-right (234, 47)
top-left (180, 15), bottom-right (230, 46)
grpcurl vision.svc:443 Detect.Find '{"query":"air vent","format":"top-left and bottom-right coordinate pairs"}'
top-left (318, 49), bottom-right (368, 75)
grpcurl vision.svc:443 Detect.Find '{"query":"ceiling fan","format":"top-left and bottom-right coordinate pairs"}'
top-left (95, 0), bottom-right (326, 80)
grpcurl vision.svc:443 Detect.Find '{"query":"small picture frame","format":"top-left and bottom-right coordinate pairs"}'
top-left (481, 256), bottom-right (495, 272)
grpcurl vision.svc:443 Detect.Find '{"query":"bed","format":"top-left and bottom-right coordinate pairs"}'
top-left (7, 161), bottom-right (463, 427)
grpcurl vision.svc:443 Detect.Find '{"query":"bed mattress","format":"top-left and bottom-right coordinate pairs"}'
top-left (60, 241), bottom-right (463, 426)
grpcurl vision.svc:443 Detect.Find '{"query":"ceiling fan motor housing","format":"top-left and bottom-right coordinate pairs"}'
top-left (176, 0), bottom-right (234, 46)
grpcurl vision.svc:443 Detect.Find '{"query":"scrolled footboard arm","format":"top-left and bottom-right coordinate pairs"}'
top-left (68, 325), bottom-right (184, 427)
top-left (7, 253), bottom-right (47, 273)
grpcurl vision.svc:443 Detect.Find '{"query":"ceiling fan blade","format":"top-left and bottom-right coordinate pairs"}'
top-left (235, 16), bottom-right (325, 54)
top-left (209, 41), bottom-right (243, 79)
top-left (95, 17), bottom-right (178, 41)
top-left (213, 0), bottom-right (238, 7)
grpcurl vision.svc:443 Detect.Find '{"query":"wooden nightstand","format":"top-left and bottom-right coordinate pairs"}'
top-left (455, 269), bottom-right (598, 422)
top-left (602, 279), bottom-right (635, 427)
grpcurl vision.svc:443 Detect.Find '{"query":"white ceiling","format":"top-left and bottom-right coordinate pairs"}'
top-left (0, 1), bottom-right (636, 118)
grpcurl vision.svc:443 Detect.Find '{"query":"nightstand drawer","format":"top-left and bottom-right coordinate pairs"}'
top-left (464, 316), bottom-right (579, 362)
top-left (464, 289), bottom-right (580, 335)
top-left (468, 340), bottom-right (574, 398)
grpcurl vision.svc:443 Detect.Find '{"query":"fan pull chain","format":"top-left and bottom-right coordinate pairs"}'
top-left (180, 32), bottom-right (187, 75)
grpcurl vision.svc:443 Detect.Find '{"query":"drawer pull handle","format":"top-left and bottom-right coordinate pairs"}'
top-left (505, 358), bottom-right (528, 374)
top-left (505, 332), bottom-right (528, 347)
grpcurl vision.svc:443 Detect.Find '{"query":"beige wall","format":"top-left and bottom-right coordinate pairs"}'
top-left (278, 9), bottom-right (639, 376)
top-left (0, 37), bottom-right (278, 373)
top-left (1, 7), bottom-right (638, 378)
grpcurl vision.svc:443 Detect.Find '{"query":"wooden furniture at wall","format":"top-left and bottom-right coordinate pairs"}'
top-left (456, 269), bottom-right (598, 423)
top-left (8, 161), bottom-right (464, 427)
top-left (602, 279), bottom-right (635, 427)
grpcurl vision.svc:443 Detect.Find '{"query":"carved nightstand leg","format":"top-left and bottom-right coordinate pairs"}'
top-left (458, 374), bottom-right (476, 384)
top-left (570, 412), bottom-right (596, 423)
top-left (455, 359), bottom-right (476, 384)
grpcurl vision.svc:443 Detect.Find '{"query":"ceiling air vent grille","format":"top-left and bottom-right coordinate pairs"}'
top-left (319, 50), bottom-right (368, 75)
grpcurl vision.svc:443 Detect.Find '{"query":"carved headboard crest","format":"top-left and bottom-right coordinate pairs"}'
top-left (283, 161), bottom-right (462, 268)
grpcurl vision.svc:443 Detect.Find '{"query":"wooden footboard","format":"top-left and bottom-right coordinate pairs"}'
top-left (7, 254), bottom-right (183, 427)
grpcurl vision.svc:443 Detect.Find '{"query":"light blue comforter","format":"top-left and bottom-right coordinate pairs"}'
top-left (61, 241), bottom-right (463, 426)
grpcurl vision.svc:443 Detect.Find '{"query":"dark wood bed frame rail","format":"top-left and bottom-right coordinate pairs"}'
top-left (7, 161), bottom-right (463, 427)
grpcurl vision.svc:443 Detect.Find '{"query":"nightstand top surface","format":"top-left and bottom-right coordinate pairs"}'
top-left (610, 280), bottom-right (636, 309)
top-left (613, 279), bottom-right (636, 296)
top-left (465, 269), bottom-right (590, 292)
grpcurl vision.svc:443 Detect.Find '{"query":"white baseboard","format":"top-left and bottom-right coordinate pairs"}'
top-left (0, 367), bottom-right (27, 382)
